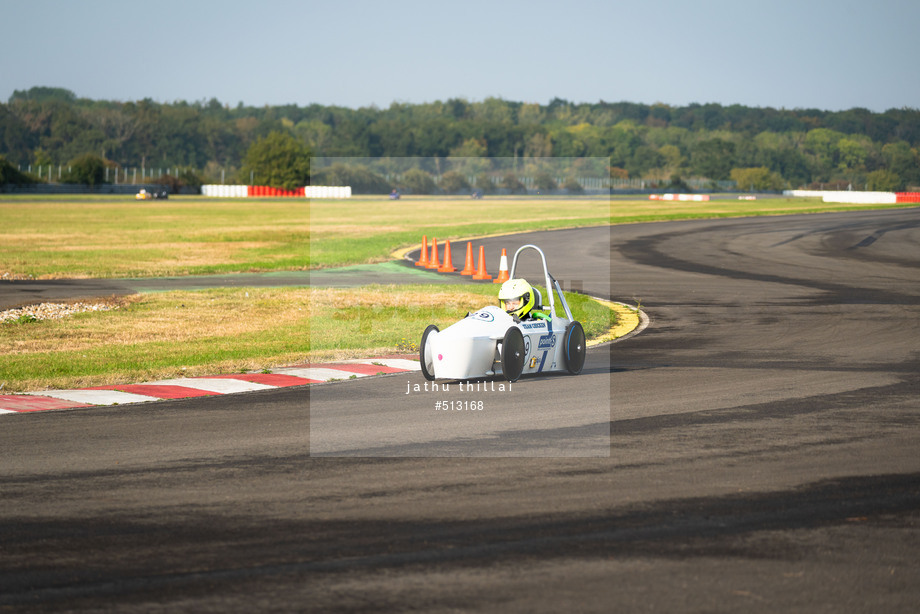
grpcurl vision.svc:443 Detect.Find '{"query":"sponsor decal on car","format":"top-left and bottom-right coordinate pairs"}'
top-left (521, 321), bottom-right (546, 330)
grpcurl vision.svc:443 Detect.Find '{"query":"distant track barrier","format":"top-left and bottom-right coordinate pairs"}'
top-left (201, 185), bottom-right (351, 198)
top-left (783, 190), bottom-right (920, 204)
top-left (649, 194), bottom-right (711, 201)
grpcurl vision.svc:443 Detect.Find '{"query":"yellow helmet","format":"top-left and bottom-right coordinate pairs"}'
top-left (498, 278), bottom-right (535, 319)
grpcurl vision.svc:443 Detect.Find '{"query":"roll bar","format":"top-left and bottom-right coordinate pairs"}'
top-left (507, 245), bottom-right (574, 322)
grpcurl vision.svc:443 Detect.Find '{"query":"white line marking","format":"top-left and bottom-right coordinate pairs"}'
top-left (273, 367), bottom-right (369, 381)
top-left (24, 390), bottom-right (160, 405)
top-left (339, 358), bottom-right (421, 370)
top-left (146, 378), bottom-right (276, 393)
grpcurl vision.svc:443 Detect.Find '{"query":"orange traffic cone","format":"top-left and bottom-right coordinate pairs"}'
top-left (426, 238), bottom-right (442, 269)
top-left (415, 235), bottom-right (429, 267)
top-left (472, 245), bottom-right (492, 280)
top-left (438, 240), bottom-right (457, 273)
top-left (493, 248), bottom-right (510, 284)
top-left (459, 241), bottom-right (476, 276)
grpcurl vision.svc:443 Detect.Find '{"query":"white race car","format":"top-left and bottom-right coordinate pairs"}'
top-left (419, 245), bottom-right (586, 382)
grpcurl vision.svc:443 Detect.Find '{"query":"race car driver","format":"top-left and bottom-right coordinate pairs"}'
top-left (498, 278), bottom-right (550, 321)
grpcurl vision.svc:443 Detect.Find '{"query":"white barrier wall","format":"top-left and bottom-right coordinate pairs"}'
top-left (783, 190), bottom-right (828, 198)
top-left (201, 184), bottom-right (249, 197)
top-left (782, 189), bottom-right (898, 204)
top-left (304, 185), bottom-right (352, 198)
top-left (822, 191), bottom-right (897, 204)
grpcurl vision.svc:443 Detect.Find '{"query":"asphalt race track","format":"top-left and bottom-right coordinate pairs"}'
top-left (2, 208), bottom-right (919, 612)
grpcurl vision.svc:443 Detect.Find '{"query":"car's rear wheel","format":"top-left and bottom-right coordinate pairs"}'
top-left (420, 324), bottom-right (439, 381)
top-left (501, 327), bottom-right (526, 382)
top-left (564, 321), bottom-right (586, 375)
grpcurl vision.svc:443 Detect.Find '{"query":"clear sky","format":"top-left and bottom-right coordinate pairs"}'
top-left (2, 0), bottom-right (917, 112)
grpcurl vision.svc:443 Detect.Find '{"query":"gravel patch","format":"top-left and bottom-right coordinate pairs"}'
top-left (0, 301), bottom-right (120, 324)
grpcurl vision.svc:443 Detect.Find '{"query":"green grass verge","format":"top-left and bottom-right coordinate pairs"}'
top-left (3, 194), bottom-right (914, 278)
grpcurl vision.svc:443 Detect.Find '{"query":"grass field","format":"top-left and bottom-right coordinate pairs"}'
top-left (1, 193), bottom-right (912, 392)
top-left (2, 194), bottom-right (911, 278)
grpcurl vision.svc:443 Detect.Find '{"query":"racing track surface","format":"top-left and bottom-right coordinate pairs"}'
top-left (2, 208), bottom-right (919, 612)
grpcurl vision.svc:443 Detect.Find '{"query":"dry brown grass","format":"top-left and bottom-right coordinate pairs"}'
top-left (0, 289), bottom-right (311, 356)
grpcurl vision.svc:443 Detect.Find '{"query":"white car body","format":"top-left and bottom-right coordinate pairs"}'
top-left (424, 305), bottom-right (568, 380)
top-left (420, 245), bottom-right (586, 382)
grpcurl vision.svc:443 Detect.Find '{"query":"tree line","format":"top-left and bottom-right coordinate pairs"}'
top-left (1, 86), bottom-right (919, 191)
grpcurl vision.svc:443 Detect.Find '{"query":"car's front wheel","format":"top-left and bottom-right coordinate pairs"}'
top-left (501, 327), bottom-right (526, 382)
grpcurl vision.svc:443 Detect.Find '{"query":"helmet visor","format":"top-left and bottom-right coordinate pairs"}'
top-left (503, 296), bottom-right (523, 312)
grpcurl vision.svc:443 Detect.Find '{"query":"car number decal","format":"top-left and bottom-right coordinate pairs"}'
top-left (469, 310), bottom-right (495, 322)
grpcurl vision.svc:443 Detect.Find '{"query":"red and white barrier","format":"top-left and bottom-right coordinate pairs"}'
top-left (649, 193), bottom-right (710, 201)
top-left (249, 185), bottom-right (305, 197)
top-left (201, 185), bottom-right (352, 198)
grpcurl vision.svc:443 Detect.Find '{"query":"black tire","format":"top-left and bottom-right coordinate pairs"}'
top-left (564, 321), bottom-right (586, 375)
top-left (419, 324), bottom-right (439, 381)
top-left (501, 327), bottom-right (526, 382)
